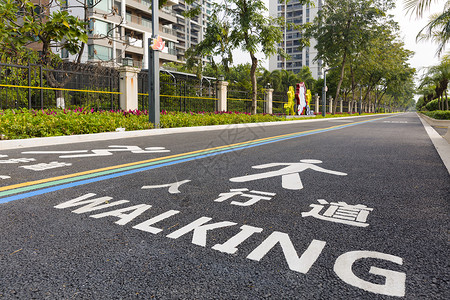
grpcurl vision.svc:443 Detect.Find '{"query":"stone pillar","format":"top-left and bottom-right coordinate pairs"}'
top-left (315, 95), bottom-right (320, 114)
top-left (329, 96), bottom-right (333, 114)
top-left (340, 99), bottom-right (343, 114)
top-left (264, 88), bottom-right (274, 114)
top-left (118, 66), bottom-right (140, 111)
top-left (217, 81), bottom-right (228, 112)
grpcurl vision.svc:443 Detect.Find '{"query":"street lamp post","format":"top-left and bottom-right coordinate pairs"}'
top-left (322, 67), bottom-right (337, 117)
top-left (149, 0), bottom-right (160, 127)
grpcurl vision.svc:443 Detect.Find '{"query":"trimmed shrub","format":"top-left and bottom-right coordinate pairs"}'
top-left (425, 99), bottom-right (439, 111)
top-left (421, 110), bottom-right (450, 120)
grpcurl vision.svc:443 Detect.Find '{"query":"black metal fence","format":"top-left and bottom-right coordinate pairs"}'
top-left (227, 90), bottom-right (265, 114)
top-left (138, 69), bottom-right (217, 112)
top-left (0, 62), bottom-right (120, 110)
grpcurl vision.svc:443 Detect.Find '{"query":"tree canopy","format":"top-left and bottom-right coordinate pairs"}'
top-left (186, 0), bottom-right (311, 114)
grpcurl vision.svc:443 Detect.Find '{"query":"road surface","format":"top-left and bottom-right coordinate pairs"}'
top-left (0, 112), bottom-right (448, 299)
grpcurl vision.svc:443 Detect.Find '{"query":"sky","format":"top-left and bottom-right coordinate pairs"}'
top-left (231, 0), bottom-right (447, 81)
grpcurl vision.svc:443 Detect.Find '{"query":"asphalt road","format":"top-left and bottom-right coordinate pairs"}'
top-left (0, 113), bottom-right (448, 299)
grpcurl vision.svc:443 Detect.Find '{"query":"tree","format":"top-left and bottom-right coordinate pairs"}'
top-left (187, 0), bottom-right (311, 115)
top-left (404, 0), bottom-right (450, 56)
top-left (303, 0), bottom-right (395, 114)
top-left (0, 0), bottom-right (87, 65)
top-left (419, 57), bottom-right (450, 110)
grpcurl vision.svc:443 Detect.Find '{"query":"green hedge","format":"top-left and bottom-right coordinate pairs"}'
top-left (425, 99), bottom-right (440, 111)
top-left (0, 108), bottom-right (152, 140)
top-left (0, 108), bottom-right (386, 140)
top-left (159, 111), bottom-right (283, 128)
top-left (420, 110), bottom-right (450, 120)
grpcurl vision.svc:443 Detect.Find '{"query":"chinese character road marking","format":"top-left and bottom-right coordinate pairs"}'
top-left (301, 199), bottom-right (373, 227)
top-left (214, 188), bottom-right (276, 206)
top-left (22, 146), bottom-right (170, 158)
top-left (19, 162), bottom-right (72, 171)
top-left (0, 175), bottom-right (11, 180)
top-left (0, 158), bottom-right (36, 164)
top-left (230, 159), bottom-right (347, 190)
top-left (141, 180), bottom-right (191, 194)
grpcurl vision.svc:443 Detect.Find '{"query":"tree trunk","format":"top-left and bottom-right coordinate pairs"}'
top-left (250, 52), bottom-right (258, 115)
top-left (446, 90), bottom-right (448, 110)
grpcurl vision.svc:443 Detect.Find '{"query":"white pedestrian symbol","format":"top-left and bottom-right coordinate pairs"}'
top-left (19, 161), bottom-right (72, 171)
top-left (213, 188), bottom-right (276, 206)
top-left (301, 199), bottom-right (373, 227)
top-left (142, 180), bottom-right (191, 194)
top-left (230, 159), bottom-right (347, 190)
top-left (23, 145), bottom-right (170, 158)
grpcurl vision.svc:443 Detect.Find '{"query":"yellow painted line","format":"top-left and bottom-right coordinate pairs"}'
top-left (0, 84), bottom-right (121, 95)
top-left (0, 116), bottom-right (386, 193)
top-left (137, 93), bottom-right (218, 101)
top-left (0, 131), bottom-right (301, 192)
top-left (227, 98), bottom-right (264, 102)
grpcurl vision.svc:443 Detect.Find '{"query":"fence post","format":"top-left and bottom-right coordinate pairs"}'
top-left (39, 65), bottom-right (44, 109)
top-left (315, 95), bottom-right (319, 114)
top-left (264, 88), bottom-right (274, 114)
top-left (118, 66), bottom-right (140, 111)
top-left (217, 80), bottom-right (228, 112)
top-left (329, 96), bottom-right (333, 114)
top-left (28, 64), bottom-right (31, 109)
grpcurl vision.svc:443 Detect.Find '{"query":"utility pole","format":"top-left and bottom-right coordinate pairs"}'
top-left (149, 0), bottom-right (160, 127)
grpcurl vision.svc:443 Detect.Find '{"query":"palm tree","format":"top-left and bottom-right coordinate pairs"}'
top-left (419, 57), bottom-right (450, 109)
top-left (404, 0), bottom-right (450, 56)
top-left (404, 0), bottom-right (439, 17)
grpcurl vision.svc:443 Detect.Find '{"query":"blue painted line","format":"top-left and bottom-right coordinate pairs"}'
top-left (0, 116), bottom-right (389, 204)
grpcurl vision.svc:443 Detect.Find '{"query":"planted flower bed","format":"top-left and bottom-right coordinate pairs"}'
top-left (0, 108), bottom-right (382, 140)
top-left (0, 108), bottom-right (284, 140)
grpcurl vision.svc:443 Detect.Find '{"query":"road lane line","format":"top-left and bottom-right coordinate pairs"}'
top-left (0, 116), bottom-right (395, 204)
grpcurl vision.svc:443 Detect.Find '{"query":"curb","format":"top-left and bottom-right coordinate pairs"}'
top-left (417, 113), bottom-right (450, 174)
top-left (0, 113), bottom-right (398, 151)
top-left (417, 113), bottom-right (450, 143)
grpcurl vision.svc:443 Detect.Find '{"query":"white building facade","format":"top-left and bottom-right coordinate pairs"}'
top-left (269, 0), bottom-right (323, 79)
top-left (52, 0), bottom-right (212, 68)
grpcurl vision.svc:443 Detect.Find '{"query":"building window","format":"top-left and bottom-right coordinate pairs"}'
top-left (61, 0), bottom-right (68, 9)
top-left (92, 19), bottom-right (113, 37)
top-left (88, 45), bottom-right (113, 61)
top-left (61, 48), bottom-right (69, 59)
top-left (89, 0), bottom-right (112, 12)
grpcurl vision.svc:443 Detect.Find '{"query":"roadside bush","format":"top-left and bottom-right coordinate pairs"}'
top-left (0, 108), bottom-right (153, 139)
top-left (425, 99), bottom-right (439, 111)
top-left (0, 108), bottom-right (385, 140)
top-left (159, 111), bottom-right (283, 128)
top-left (421, 110), bottom-right (450, 120)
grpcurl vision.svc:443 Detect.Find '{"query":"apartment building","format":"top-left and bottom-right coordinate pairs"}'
top-left (51, 0), bottom-right (211, 68)
top-left (269, 0), bottom-right (323, 79)
top-left (172, 0), bottom-right (213, 63)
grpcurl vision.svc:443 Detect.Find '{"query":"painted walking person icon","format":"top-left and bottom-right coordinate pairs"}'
top-left (230, 159), bottom-right (347, 190)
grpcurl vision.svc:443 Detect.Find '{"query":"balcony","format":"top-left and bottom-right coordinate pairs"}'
top-left (125, 35), bottom-right (143, 48)
top-left (161, 25), bottom-right (177, 37)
